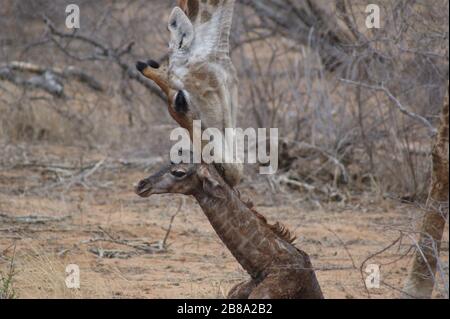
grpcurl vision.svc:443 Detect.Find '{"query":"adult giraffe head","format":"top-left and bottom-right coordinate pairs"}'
top-left (136, 0), bottom-right (242, 187)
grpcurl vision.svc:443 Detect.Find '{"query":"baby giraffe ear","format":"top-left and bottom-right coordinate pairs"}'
top-left (197, 166), bottom-right (226, 199)
top-left (168, 7), bottom-right (194, 52)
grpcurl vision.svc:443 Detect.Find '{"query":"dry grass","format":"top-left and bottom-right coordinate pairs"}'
top-left (0, 248), bottom-right (17, 299)
top-left (0, 144), bottom-right (447, 299)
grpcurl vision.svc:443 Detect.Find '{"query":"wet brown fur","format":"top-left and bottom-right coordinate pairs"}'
top-left (135, 163), bottom-right (324, 299)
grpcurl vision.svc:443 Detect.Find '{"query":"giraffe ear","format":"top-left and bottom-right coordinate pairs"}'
top-left (168, 7), bottom-right (194, 52)
top-left (197, 166), bottom-right (225, 199)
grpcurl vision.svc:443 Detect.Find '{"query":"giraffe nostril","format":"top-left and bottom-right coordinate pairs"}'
top-left (136, 61), bottom-right (148, 73)
top-left (147, 60), bottom-right (160, 69)
top-left (136, 180), bottom-right (148, 192)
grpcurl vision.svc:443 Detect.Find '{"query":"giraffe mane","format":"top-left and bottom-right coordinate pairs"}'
top-left (202, 165), bottom-right (297, 245)
top-left (237, 191), bottom-right (297, 244)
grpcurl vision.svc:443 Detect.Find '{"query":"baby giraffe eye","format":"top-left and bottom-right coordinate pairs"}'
top-left (171, 170), bottom-right (186, 178)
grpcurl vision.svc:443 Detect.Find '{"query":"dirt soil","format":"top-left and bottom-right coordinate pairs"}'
top-left (0, 143), bottom-right (448, 299)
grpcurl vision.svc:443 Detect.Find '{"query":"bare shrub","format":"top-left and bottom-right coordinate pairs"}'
top-left (234, 0), bottom-right (448, 199)
top-left (1, 0), bottom-right (447, 197)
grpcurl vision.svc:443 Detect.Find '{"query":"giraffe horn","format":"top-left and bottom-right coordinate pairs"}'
top-left (136, 60), bottom-right (172, 97)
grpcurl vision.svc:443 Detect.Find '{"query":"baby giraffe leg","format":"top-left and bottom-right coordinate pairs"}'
top-left (228, 280), bottom-right (257, 299)
top-left (249, 271), bottom-right (324, 299)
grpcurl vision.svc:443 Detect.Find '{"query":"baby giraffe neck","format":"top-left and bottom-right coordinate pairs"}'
top-left (193, 188), bottom-right (285, 279)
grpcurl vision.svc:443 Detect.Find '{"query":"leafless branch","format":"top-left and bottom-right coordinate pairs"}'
top-left (340, 78), bottom-right (438, 136)
top-left (162, 198), bottom-right (184, 248)
top-left (43, 16), bottom-right (166, 101)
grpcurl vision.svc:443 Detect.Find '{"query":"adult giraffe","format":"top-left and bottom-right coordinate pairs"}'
top-left (136, 0), bottom-right (242, 187)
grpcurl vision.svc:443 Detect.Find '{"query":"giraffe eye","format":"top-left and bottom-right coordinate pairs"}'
top-left (171, 170), bottom-right (186, 178)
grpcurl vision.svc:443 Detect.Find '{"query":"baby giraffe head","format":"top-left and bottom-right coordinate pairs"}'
top-left (135, 162), bottom-right (225, 199)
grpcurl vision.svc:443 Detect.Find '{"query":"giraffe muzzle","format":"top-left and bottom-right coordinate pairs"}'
top-left (135, 178), bottom-right (153, 198)
top-left (136, 60), bottom-right (160, 73)
top-left (136, 61), bottom-right (148, 73)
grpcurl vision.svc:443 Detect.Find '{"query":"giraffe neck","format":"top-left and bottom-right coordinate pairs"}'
top-left (193, 186), bottom-right (287, 279)
top-left (181, 0), bottom-right (233, 23)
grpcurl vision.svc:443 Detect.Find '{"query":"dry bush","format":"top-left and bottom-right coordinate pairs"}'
top-left (233, 0), bottom-right (448, 199)
top-left (0, 0), bottom-right (175, 149)
top-left (0, 0), bottom-right (448, 200)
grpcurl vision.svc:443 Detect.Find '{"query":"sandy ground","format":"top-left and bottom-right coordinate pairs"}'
top-left (0, 143), bottom-right (448, 299)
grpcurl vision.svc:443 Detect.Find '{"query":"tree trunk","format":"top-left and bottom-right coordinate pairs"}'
top-left (402, 84), bottom-right (449, 299)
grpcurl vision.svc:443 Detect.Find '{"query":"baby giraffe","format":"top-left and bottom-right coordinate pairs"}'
top-left (135, 162), bottom-right (324, 299)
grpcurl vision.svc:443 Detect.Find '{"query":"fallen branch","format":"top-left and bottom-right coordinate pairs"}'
top-left (277, 175), bottom-right (318, 193)
top-left (0, 66), bottom-right (64, 97)
top-left (80, 226), bottom-right (167, 256)
top-left (0, 61), bottom-right (103, 92)
top-left (0, 213), bottom-right (71, 224)
top-left (81, 237), bottom-right (164, 254)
